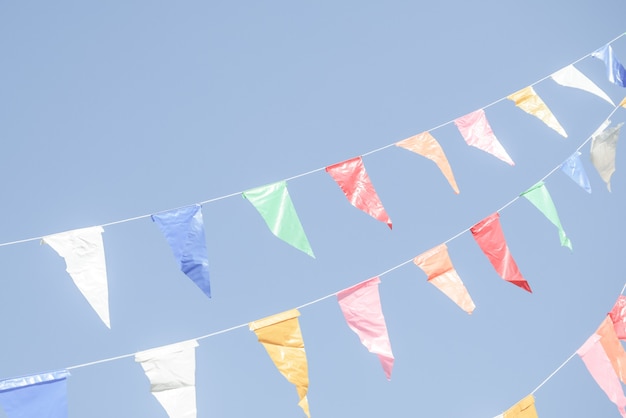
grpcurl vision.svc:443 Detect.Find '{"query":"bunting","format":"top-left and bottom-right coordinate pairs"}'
top-left (609, 296), bottom-right (626, 340)
top-left (590, 122), bottom-right (623, 192)
top-left (507, 86), bottom-right (567, 137)
top-left (413, 244), bottom-right (475, 314)
top-left (395, 132), bottom-right (460, 194)
top-left (249, 309), bottom-right (310, 418)
top-left (551, 64), bottom-right (614, 105)
top-left (520, 181), bottom-right (572, 250)
top-left (454, 109), bottom-right (515, 165)
top-left (592, 44), bottom-right (626, 87)
top-left (42, 226), bottom-right (111, 328)
top-left (596, 316), bottom-right (626, 383)
top-left (242, 181), bottom-right (315, 257)
top-left (326, 156), bottom-right (392, 229)
top-left (152, 205), bottom-right (212, 298)
top-left (0, 371), bottom-right (70, 418)
top-left (560, 151), bottom-right (592, 193)
top-left (495, 394), bottom-right (538, 418)
top-left (337, 277), bottom-right (395, 379)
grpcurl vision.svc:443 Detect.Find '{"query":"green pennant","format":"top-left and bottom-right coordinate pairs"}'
top-left (521, 181), bottom-right (572, 251)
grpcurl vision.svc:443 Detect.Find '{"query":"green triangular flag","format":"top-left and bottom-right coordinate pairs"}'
top-left (243, 181), bottom-right (315, 257)
top-left (520, 181), bottom-right (572, 250)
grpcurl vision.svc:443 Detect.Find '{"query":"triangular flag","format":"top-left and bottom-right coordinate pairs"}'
top-left (507, 86), bottom-right (567, 137)
top-left (470, 213), bottom-right (531, 292)
top-left (560, 151), bottom-right (592, 193)
top-left (520, 181), bottom-right (572, 250)
top-left (337, 277), bottom-right (395, 379)
top-left (135, 340), bottom-right (198, 418)
top-left (620, 97), bottom-right (626, 108)
top-left (0, 370), bottom-right (70, 418)
top-left (590, 123), bottom-right (623, 192)
top-left (609, 295), bottom-right (626, 340)
top-left (326, 156), bottom-right (392, 228)
top-left (551, 64), bottom-right (615, 105)
top-left (596, 316), bottom-right (626, 383)
top-left (43, 226), bottom-right (111, 328)
top-left (454, 109), bottom-right (515, 165)
top-left (250, 309), bottom-right (310, 418)
top-left (242, 181), bottom-right (314, 257)
top-left (578, 334), bottom-right (626, 417)
top-left (501, 394), bottom-right (538, 418)
top-left (395, 132), bottom-right (460, 194)
top-left (413, 244), bottom-right (475, 314)
top-left (592, 44), bottom-right (626, 87)
top-left (152, 205), bottom-right (212, 298)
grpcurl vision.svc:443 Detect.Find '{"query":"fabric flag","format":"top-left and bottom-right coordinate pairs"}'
top-left (454, 109), bottom-right (515, 165)
top-left (596, 316), bottom-right (626, 383)
top-left (242, 181), bottom-right (314, 257)
top-left (413, 244), bottom-right (475, 314)
top-left (0, 370), bottom-right (70, 418)
top-left (520, 181), bottom-right (572, 250)
top-left (507, 86), bottom-right (567, 137)
top-left (499, 395), bottom-right (538, 418)
top-left (337, 277), bottom-right (395, 379)
top-left (577, 334), bottom-right (626, 417)
top-left (249, 309), bottom-right (310, 418)
top-left (590, 123), bottom-right (623, 192)
top-left (609, 295), bottom-right (626, 340)
top-left (551, 64), bottom-right (614, 105)
top-left (560, 151), bottom-right (592, 193)
top-left (42, 226), bottom-right (111, 328)
top-left (592, 44), bottom-right (626, 87)
top-left (152, 205), bottom-right (212, 298)
top-left (395, 132), bottom-right (460, 194)
top-left (135, 340), bottom-right (199, 418)
top-left (326, 156), bottom-right (392, 229)
top-left (470, 213), bottom-right (531, 292)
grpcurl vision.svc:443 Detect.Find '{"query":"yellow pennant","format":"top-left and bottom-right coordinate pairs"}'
top-left (507, 86), bottom-right (567, 137)
top-left (620, 96), bottom-right (626, 108)
top-left (502, 394), bottom-right (538, 418)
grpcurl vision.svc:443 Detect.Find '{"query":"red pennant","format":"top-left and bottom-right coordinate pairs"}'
top-left (610, 296), bottom-right (626, 340)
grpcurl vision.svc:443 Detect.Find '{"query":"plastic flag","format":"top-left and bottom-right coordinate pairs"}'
top-left (592, 44), bottom-right (626, 87)
top-left (590, 122), bottom-right (623, 192)
top-left (470, 213), bottom-right (530, 292)
top-left (0, 370), bottom-right (70, 418)
top-left (596, 316), bottom-right (626, 383)
top-left (326, 156), bottom-right (392, 229)
top-left (242, 181), bottom-right (314, 257)
top-left (135, 340), bottom-right (199, 418)
top-left (395, 132), bottom-right (460, 194)
top-left (454, 109), bottom-right (515, 165)
top-left (609, 295), bottom-right (626, 340)
top-left (520, 181), bottom-right (572, 250)
top-left (337, 277), bottom-right (395, 379)
top-left (43, 226), bottom-right (111, 328)
top-left (560, 151), bottom-right (592, 193)
top-left (507, 86), bottom-right (567, 137)
top-left (250, 309), bottom-right (310, 418)
top-left (621, 97), bottom-right (626, 108)
top-left (413, 244), bottom-right (475, 314)
top-left (551, 64), bottom-right (614, 105)
top-left (578, 334), bottom-right (626, 417)
top-left (498, 395), bottom-right (538, 418)
top-left (152, 205), bottom-right (212, 298)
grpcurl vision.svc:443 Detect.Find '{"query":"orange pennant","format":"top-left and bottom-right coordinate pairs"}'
top-left (597, 316), bottom-right (626, 383)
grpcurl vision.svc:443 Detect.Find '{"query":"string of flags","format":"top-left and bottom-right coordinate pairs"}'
top-left (0, 34), bottom-right (626, 418)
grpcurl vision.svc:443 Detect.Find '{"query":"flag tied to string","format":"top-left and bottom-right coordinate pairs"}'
top-left (455, 109), bottom-right (515, 166)
top-left (507, 86), bottom-right (567, 137)
top-left (0, 370), bottom-right (70, 418)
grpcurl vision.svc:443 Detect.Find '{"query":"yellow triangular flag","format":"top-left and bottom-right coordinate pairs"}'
top-left (508, 86), bottom-right (567, 137)
top-left (503, 394), bottom-right (538, 418)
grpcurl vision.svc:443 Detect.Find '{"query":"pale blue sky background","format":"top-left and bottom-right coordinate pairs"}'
top-left (1, 1), bottom-right (626, 417)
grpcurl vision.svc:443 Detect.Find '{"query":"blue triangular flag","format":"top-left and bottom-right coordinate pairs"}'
top-left (592, 44), bottom-right (626, 87)
top-left (0, 371), bottom-right (69, 418)
top-left (560, 151), bottom-right (592, 193)
top-left (152, 204), bottom-right (211, 298)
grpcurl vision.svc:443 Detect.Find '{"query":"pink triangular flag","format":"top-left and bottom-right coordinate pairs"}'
top-left (609, 296), bottom-right (626, 340)
top-left (454, 109), bottom-right (515, 165)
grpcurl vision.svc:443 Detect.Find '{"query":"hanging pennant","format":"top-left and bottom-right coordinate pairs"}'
top-left (470, 213), bottom-right (530, 292)
top-left (337, 277), bottom-right (395, 379)
top-left (551, 64), bottom-right (614, 105)
top-left (242, 181), bottom-right (314, 257)
top-left (577, 334), bottom-right (626, 417)
top-left (496, 394), bottom-right (538, 418)
top-left (590, 123), bottom-right (624, 192)
top-left (454, 109), bottom-right (515, 165)
top-left (413, 244), bottom-right (475, 314)
top-left (135, 340), bottom-right (199, 418)
top-left (520, 181), bottom-right (572, 250)
top-left (507, 86), bottom-right (567, 137)
top-left (395, 132), bottom-right (460, 194)
top-left (560, 152), bottom-right (592, 193)
top-left (152, 205), bottom-right (212, 298)
top-left (0, 370), bottom-right (70, 418)
top-left (596, 316), bottom-right (626, 383)
top-left (592, 44), bottom-right (626, 87)
top-left (42, 226), bottom-right (111, 328)
top-left (609, 295), bottom-right (626, 340)
top-left (249, 309), bottom-right (310, 418)
top-left (326, 156), bottom-right (392, 229)
top-left (621, 97), bottom-right (626, 108)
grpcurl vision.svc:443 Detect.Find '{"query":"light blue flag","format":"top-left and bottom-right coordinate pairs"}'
top-left (0, 370), bottom-right (69, 418)
top-left (592, 44), bottom-right (626, 87)
top-left (560, 151), bottom-right (592, 193)
top-left (152, 204), bottom-right (211, 298)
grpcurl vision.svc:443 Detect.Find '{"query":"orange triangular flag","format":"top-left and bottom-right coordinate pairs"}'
top-left (507, 86), bottom-right (567, 137)
top-left (597, 316), bottom-right (626, 383)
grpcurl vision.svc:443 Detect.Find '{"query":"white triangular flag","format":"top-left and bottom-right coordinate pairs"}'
top-left (135, 340), bottom-right (199, 418)
top-left (551, 64), bottom-right (614, 106)
top-left (43, 226), bottom-right (110, 328)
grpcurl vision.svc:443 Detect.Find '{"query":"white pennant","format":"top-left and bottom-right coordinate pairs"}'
top-left (135, 340), bottom-right (199, 418)
top-left (43, 226), bottom-right (111, 328)
top-left (551, 64), bottom-right (615, 106)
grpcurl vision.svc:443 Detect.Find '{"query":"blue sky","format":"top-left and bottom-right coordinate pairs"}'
top-left (1, 1), bottom-right (626, 417)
